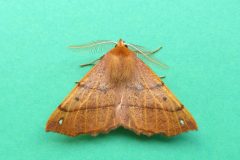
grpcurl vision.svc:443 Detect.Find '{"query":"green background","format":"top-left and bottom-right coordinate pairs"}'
top-left (0, 0), bottom-right (239, 159)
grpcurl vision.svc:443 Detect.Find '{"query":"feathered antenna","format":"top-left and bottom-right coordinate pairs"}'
top-left (69, 40), bottom-right (117, 49)
top-left (69, 40), bottom-right (117, 67)
top-left (126, 43), bottom-right (168, 68)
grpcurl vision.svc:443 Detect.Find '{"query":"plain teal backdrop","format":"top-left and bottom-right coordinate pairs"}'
top-left (0, 0), bottom-right (239, 159)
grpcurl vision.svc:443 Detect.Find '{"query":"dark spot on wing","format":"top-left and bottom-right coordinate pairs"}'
top-left (163, 96), bottom-right (167, 101)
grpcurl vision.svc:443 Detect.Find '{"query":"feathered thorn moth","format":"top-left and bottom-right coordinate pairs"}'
top-left (46, 39), bottom-right (198, 137)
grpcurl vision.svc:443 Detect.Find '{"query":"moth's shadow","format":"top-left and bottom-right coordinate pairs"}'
top-left (47, 127), bottom-right (197, 145)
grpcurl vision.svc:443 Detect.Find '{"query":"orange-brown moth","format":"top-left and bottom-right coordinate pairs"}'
top-left (46, 39), bottom-right (198, 137)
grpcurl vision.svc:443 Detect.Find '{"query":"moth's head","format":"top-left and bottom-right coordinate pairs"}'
top-left (115, 39), bottom-right (128, 48)
top-left (110, 39), bottom-right (132, 57)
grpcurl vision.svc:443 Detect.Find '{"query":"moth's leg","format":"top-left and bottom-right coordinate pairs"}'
top-left (133, 47), bottom-right (163, 55)
top-left (80, 55), bottom-right (104, 67)
top-left (146, 46), bottom-right (163, 55)
top-left (159, 75), bottom-right (166, 79)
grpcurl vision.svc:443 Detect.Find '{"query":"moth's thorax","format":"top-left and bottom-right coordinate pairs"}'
top-left (105, 46), bottom-right (136, 84)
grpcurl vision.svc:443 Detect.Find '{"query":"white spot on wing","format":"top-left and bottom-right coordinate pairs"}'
top-left (58, 118), bottom-right (63, 125)
top-left (179, 119), bottom-right (184, 126)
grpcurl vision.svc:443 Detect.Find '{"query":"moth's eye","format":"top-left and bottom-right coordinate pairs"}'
top-left (124, 45), bottom-right (128, 48)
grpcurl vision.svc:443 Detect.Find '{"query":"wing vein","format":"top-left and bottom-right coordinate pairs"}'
top-left (137, 63), bottom-right (170, 134)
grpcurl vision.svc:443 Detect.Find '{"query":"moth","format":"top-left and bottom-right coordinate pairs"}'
top-left (46, 39), bottom-right (198, 137)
